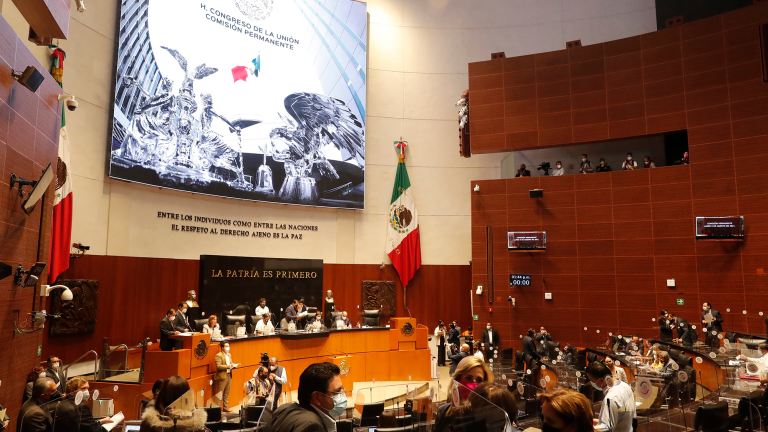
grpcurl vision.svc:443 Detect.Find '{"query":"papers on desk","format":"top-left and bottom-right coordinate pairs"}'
top-left (103, 412), bottom-right (124, 431)
top-left (178, 332), bottom-right (194, 336)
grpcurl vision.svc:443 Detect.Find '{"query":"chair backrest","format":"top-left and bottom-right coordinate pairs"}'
top-left (546, 342), bottom-right (560, 359)
top-left (611, 336), bottom-right (618, 346)
top-left (677, 353), bottom-right (693, 368)
top-left (694, 401), bottom-right (729, 432)
top-left (249, 315), bottom-right (260, 333)
top-left (362, 310), bottom-right (380, 326)
top-left (668, 348), bottom-right (682, 360)
top-left (725, 331), bottom-right (737, 342)
top-left (575, 349), bottom-right (587, 370)
top-left (587, 352), bottom-right (597, 364)
top-left (361, 401), bottom-right (385, 418)
top-left (204, 406), bottom-right (222, 423)
top-left (742, 338), bottom-right (767, 350)
top-left (243, 405), bottom-right (264, 422)
top-left (194, 319), bottom-right (208, 332)
top-left (225, 314), bottom-right (246, 335)
top-left (657, 343), bottom-right (669, 352)
top-left (306, 307), bottom-right (318, 316)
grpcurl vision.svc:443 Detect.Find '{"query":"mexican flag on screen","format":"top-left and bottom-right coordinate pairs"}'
top-left (49, 46), bottom-right (73, 283)
top-left (386, 142), bottom-right (421, 287)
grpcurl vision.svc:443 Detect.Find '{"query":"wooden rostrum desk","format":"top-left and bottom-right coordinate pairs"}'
top-left (94, 318), bottom-right (430, 420)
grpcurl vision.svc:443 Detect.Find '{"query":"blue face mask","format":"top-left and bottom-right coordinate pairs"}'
top-left (322, 392), bottom-right (347, 419)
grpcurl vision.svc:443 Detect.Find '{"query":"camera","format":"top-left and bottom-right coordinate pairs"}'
top-left (58, 94), bottom-right (78, 112)
top-left (73, 243), bottom-right (90, 251)
top-left (537, 162), bottom-right (551, 176)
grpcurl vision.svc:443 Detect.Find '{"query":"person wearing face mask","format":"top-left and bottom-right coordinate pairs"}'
top-left (643, 156), bottom-right (655, 169)
top-left (58, 377), bottom-right (115, 432)
top-left (739, 343), bottom-right (768, 366)
top-left (701, 302), bottom-right (724, 348)
top-left (539, 389), bottom-right (595, 432)
top-left (551, 161), bottom-right (565, 176)
top-left (481, 323), bottom-right (500, 361)
top-left (595, 158), bottom-right (611, 173)
top-left (435, 320), bottom-right (447, 367)
top-left (214, 342), bottom-right (239, 412)
top-left (202, 315), bottom-right (220, 335)
top-left (268, 357), bottom-right (287, 410)
top-left (579, 154), bottom-right (592, 174)
top-left (140, 376), bottom-right (207, 432)
top-left (675, 151), bottom-right (689, 165)
top-left (45, 356), bottom-right (66, 394)
top-left (271, 362), bottom-right (346, 432)
top-left (447, 322), bottom-right (461, 347)
top-left (449, 344), bottom-right (471, 375)
top-left (256, 313), bottom-right (275, 335)
top-left (604, 358), bottom-right (627, 383)
top-left (668, 311), bottom-right (697, 347)
top-left (18, 378), bottom-right (57, 432)
top-left (24, 367), bottom-right (47, 403)
top-left (658, 309), bottom-right (673, 342)
top-left (174, 303), bottom-right (191, 333)
top-left (621, 153), bottom-right (637, 170)
top-left (433, 356), bottom-right (494, 432)
top-left (535, 327), bottom-right (553, 357)
top-left (160, 309), bottom-right (180, 351)
top-left (254, 298), bottom-right (270, 319)
top-left (585, 361), bottom-right (635, 432)
top-left (252, 366), bottom-right (273, 400)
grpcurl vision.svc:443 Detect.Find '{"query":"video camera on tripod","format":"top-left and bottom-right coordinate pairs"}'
top-left (537, 162), bottom-right (551, 176)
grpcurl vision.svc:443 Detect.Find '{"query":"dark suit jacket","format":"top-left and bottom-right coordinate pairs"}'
top-left (514, 170), bottom-right (531, 177)
top-left (447, 328), bottom-right (461, 345)
top-left (56, 399), bottom-right (105, 432)
top-left (522, 335), bottom-right (540, 360)
top-left (285, 305), bottom-right (298, 323)
top-left (659, 317), bottom-right (674, 342)
top-left (702, 309), bottom-right (724, 333)
top-left (270, 403), bottom-right (325, 432)
top-left (45, 369), bottom-right (66, 394)
top-left (675, 317), bottom-right (696, 345)
top-left (448, 351), bottom-right (470, 375)
top-left (173, 311), bottom-right (190, 332)
top-left (481, 329), bottom-right (499, 349)
top-left (159, 316), bottom-right (176, 351)
top-left (17, 398), bottom-right (52, 432)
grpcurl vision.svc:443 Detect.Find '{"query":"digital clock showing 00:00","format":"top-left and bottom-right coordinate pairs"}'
top-left (510, 274), bottom-right (531, 286)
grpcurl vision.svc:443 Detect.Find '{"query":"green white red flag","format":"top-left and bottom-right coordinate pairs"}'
top-left (386, 140), bottom-right (421, 287)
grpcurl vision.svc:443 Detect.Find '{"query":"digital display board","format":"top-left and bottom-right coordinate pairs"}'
top-left (508, 232), bottom-right (546, 251)
top-left (510, 274), bottom-right (531, 286)
top-left (109, 0), bottom-right (367, 209)
top-left (695, 216), bottom-right (744, 241)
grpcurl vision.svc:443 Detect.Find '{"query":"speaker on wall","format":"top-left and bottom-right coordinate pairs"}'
top-left (529, 189), bottom-right (544, 199)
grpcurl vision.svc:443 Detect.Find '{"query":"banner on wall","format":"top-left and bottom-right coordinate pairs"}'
top-left (109, 0), bottom-right (367, 209)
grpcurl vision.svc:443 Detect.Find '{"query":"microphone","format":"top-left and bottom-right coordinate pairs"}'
top-left (335, 349), bottom-right (348, 357)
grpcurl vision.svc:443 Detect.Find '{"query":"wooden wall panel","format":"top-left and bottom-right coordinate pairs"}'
top-left (44, 259), bottom-right (471, 364)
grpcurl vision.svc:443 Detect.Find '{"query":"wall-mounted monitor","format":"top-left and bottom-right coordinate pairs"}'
top-left (695, 216), bottom-right (744, 241)
top-left (508, 232), bottom-right (546, 251)
top-left (108, 0), bottom-right (367, 209)
top-left (510, 274), bottom-right (531, 286)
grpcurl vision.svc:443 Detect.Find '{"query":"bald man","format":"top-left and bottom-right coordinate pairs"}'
top-left (449, 344), bottom-right (471, 374)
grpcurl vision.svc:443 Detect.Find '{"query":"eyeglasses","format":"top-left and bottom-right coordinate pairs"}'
top-left (327, 387), bottom-right (346, 395)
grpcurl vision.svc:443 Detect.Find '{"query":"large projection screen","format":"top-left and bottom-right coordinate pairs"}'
top-left (110, 0), bottom-right (367, 209)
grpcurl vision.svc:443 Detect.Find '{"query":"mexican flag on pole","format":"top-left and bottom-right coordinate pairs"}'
top-left (386, 140), bottom-right (421, 287)
top-left (49, 46), bottom-right (73, 283)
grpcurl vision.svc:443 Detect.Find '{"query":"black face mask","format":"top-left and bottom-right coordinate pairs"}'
top-left (51, 391), bottom-right (63, 401)
top-left (542, 422), bottom-right (561, 432)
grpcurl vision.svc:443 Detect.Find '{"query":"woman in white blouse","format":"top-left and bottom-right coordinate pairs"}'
top-left (473, 341), bottom-right (484, 361)
top-left (202, 315), bottom-right (220, 334)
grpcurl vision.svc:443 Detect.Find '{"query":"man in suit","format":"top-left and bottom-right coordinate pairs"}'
top-left (271, 362), bottom-right (345, 432)
top-left (449, 344), bottom-right (471, 374)
top-left (334, 312), bottom-right (351, 328)
top-left (669, 312), bottom-right (696, 347)
top-left (534, 327), bottom-right (553, 357)
top-left (481, 322), bottom-right (500, 360)
top-left (269, 357), bottom-right (288, 410)
top-left (522, 328), bottom-right (541, 361)
top-left (514, 164), bottom-right (531, 177)
top-left (658, 309), bottom-right (673, 342)
top-left (214, 342), bottom-right (238, 412)
top-left (173, 302), bottom-right (191, 333)
top-left (44, 356), bottom-right (66, 394)
top-left (17, 378), bottom-right (57, 432)
top-left (285, 299), bottom-right (299, 324)
top-left (656, 351), bottom-right (680, 408)
top-left (701, 302), bottom-right (724, 348)
top-left (159, 309), bottom-right (179, 351)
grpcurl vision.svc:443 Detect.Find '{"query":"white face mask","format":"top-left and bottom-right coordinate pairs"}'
top-left (40, 372), bottom-right (46, 378)
top-left (82, 390), bottom-right (90, 402)
top-left (703, 306), bottom-right (708, 311)
top-left (627, 156), bottom-right (632, 160)
top-left (556, 165), bottom-right (561, 169)
top-left (270, 365), bottom-right (277, 371)
top-left (51, 362), bottom-right (60, 370)
top-left (224, 346), bottom-right (230, 353)
top-left (486, 325), bottom-right (491, 330)
top-left (582, 158), bottom-right (586, 162)
top-left (181, 309), bottom-right (187, 314)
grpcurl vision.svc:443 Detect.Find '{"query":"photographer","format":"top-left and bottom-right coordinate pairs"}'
top-left (622, 152), bottom-right (637, 170)
top-left (579, 154), bottom-right (592, 173)
top-left (515, 164), bottom-right (531, 177)
top-left (552, 161), bottom-right (564, 176)
top-left (595, 158), bottom-right (611, 172)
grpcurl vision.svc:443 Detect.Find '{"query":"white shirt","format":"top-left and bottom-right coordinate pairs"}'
top-left (310, 405), bottom-right (336, 432)
top-left (256, 319), bottom-right (274, 334)
top-left (255, 305), bottom-right (270, 317)
top-left (223, 352), bottom-right (231, 367)
top-left (202, 323), bottom-right (219, 334)
top-left (746, 352), bottom-right (768, 366)
top-left (595, 381), bottom-right (635, 432)
top-left (551, 167), bottom-right (564, 176)
top-left (474, 350), bottom-right (484, 361)
top-left (270, 365), bottom-right (287, 385)
top-left (487, 328), bottom-right (493, 345)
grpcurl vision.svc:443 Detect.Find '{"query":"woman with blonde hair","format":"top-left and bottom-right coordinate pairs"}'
top-left (539, 389), bottom-right (595, 432)
top-left (202, 315), bottom-right (219, 334)
top-left (433, 356), bottom-right (495, 432)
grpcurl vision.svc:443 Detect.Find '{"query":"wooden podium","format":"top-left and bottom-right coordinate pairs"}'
top-left (326, 354), bottom-right (364, 391)
top-left (168, 333), bottom-right (213, 376)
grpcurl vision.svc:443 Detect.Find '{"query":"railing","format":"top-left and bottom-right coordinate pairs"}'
top-left (62, 350), bottom-right (99, 381)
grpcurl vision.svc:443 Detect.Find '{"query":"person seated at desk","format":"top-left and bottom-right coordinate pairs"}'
top-left (173, 303), bottom-right (191, 333)
top-left (334, 312), bottom-right (351, 328)
top-left (535, 327), bottom-right (553, 357)
top-left (605, 357), bottom-right (628, 383)
top-left (657, 351), bottom-right (678, 379)
top-left (562, 344), bottom-right (575, 365)
top-left (540, 390), bottom-right (595, 432)
top-left (669, 311), bottom-right (696, 347)
top-left (255, 313), bottom-right (274, 335)
top-left (585, 361), bottom-right (636, 432)
top-left (449, 344), bottom-right (471, 375)
top-left (310, 312), bottom-right (324, 329)
top-left (739, 342), bottom-right (768, 366)
top-left (270, 363), bottom-right (346, 432)
top-left (202, 315), bottom-right (220, 335)
top-left (254, 298), bottom-right (270, 319)
top-left (60, 377), bottom-right (117, 432)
